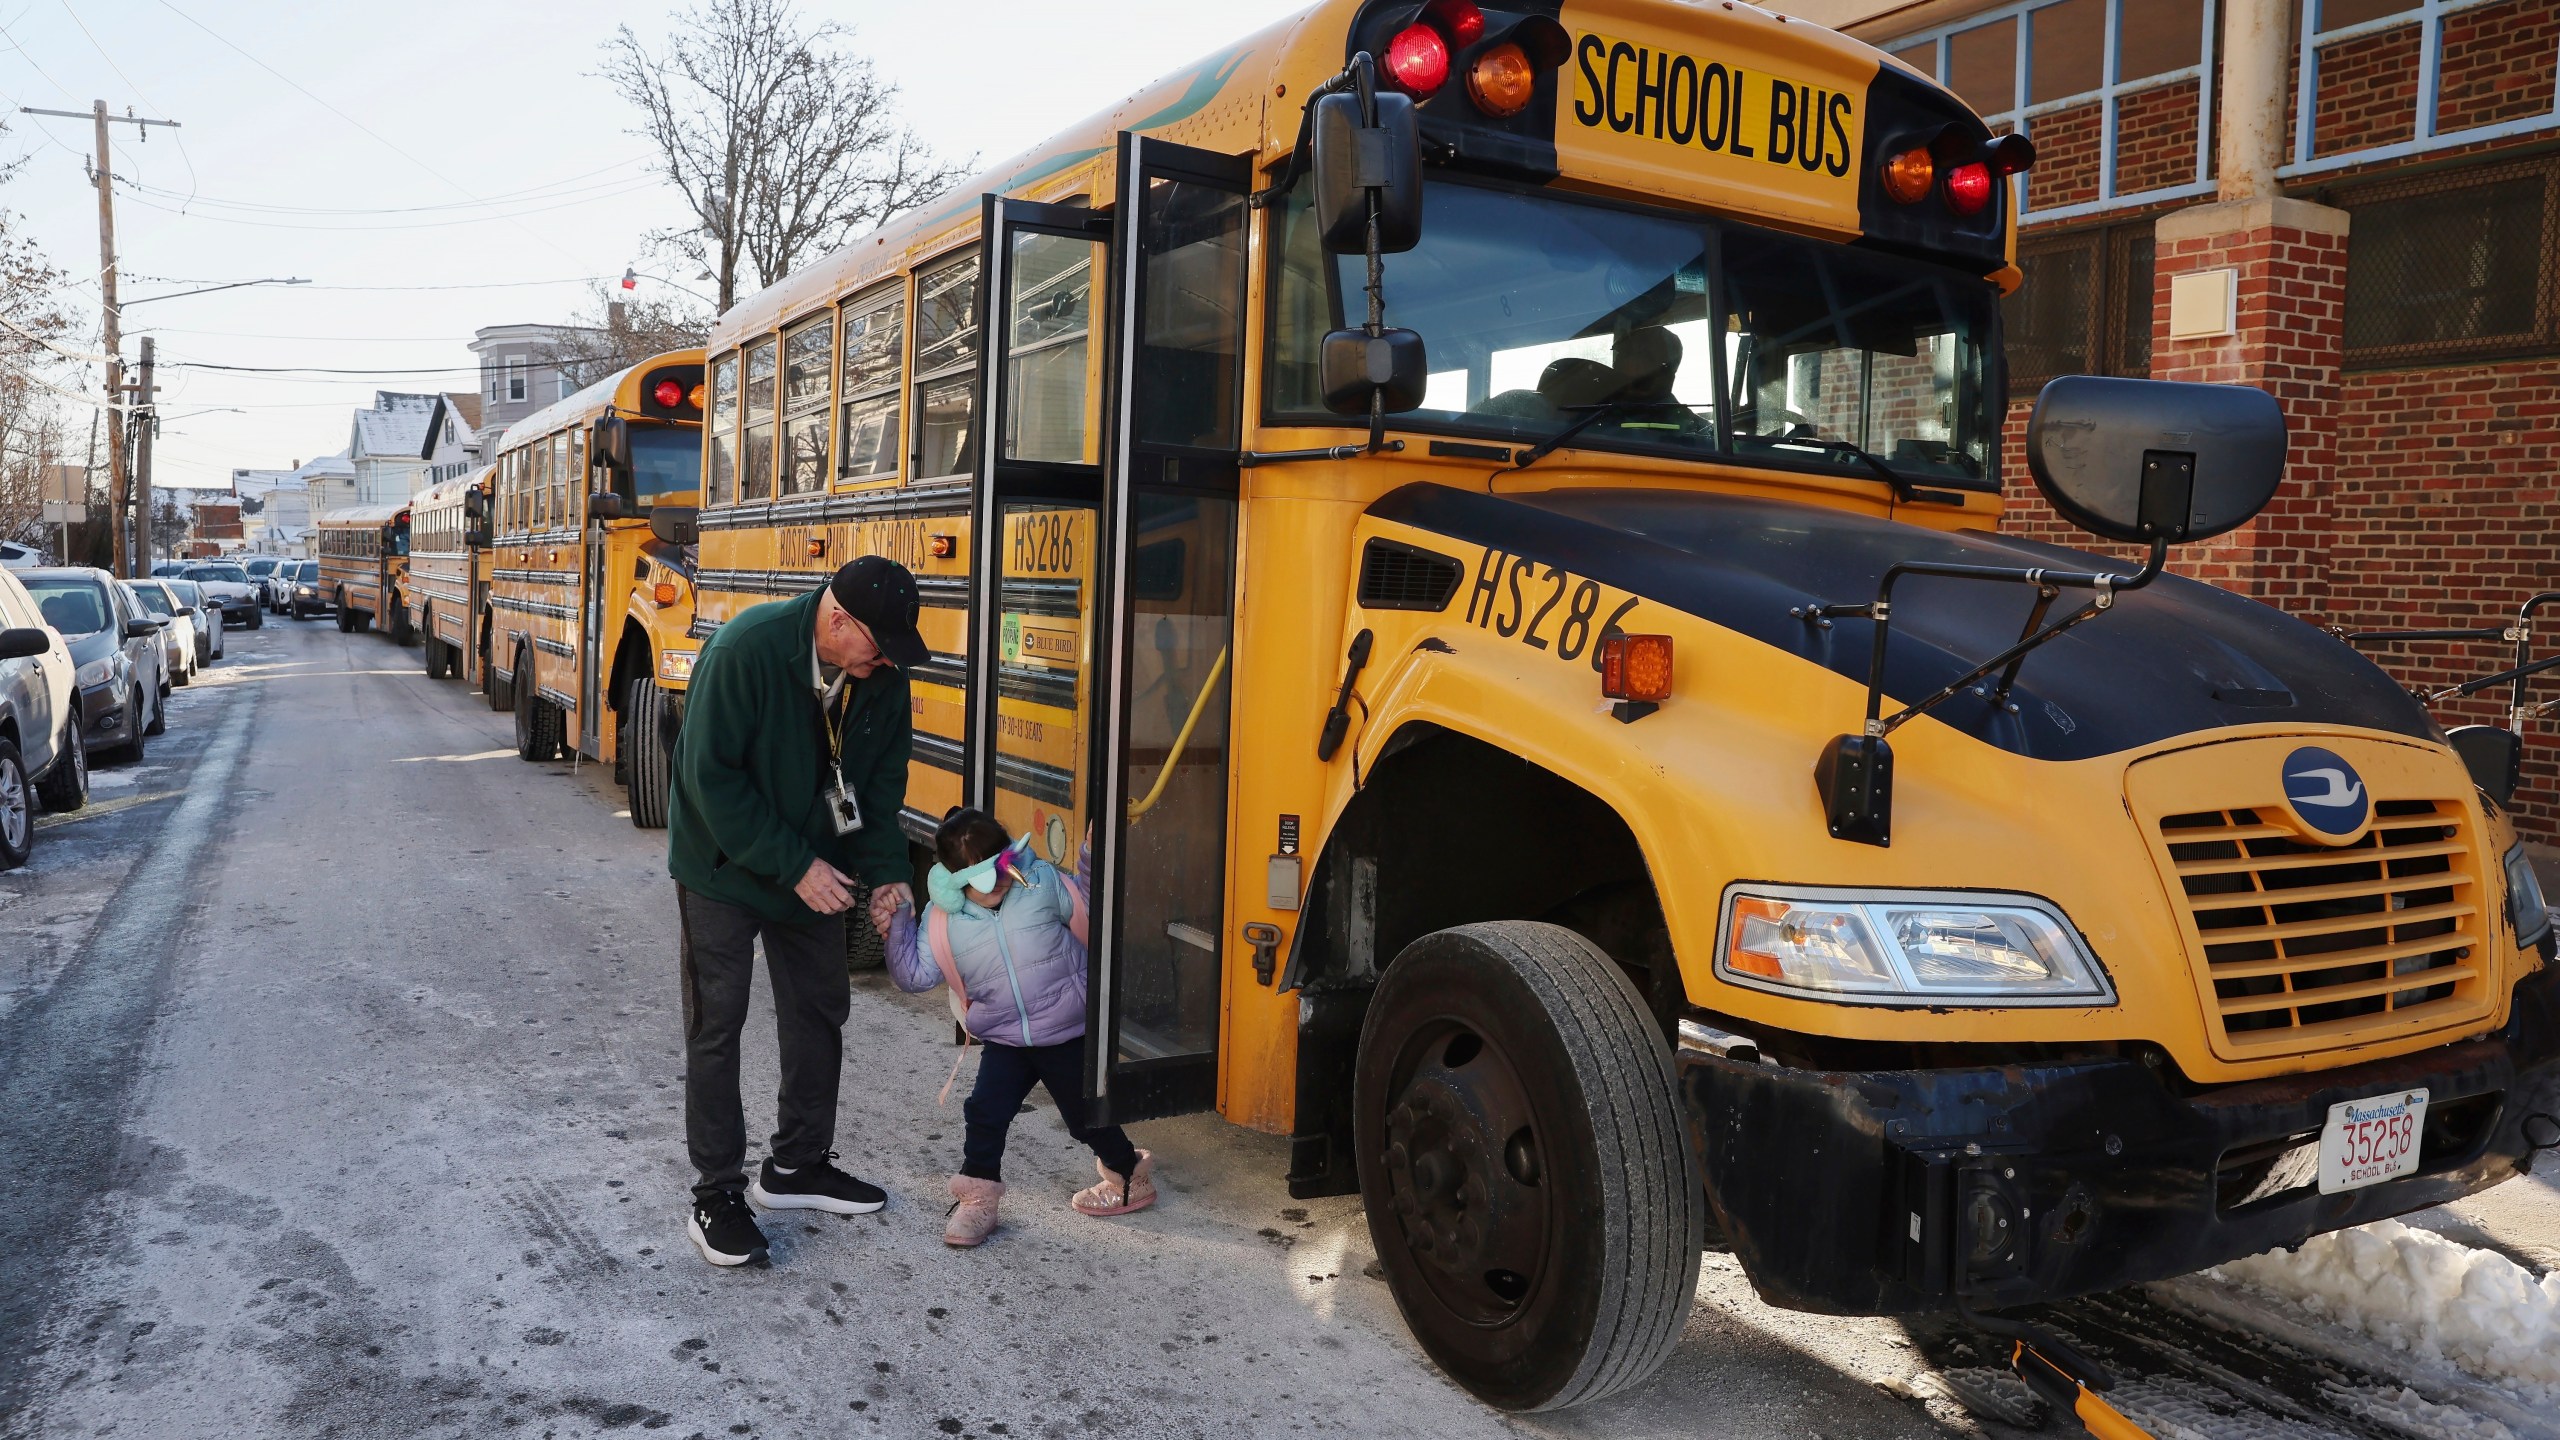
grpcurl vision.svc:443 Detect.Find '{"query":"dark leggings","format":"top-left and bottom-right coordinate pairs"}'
top-left (960, 1035), bottom-right (1139, 1184)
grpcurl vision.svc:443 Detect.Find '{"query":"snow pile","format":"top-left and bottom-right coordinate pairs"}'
top-left (2210, 1219), bottom-right (2560, 1389)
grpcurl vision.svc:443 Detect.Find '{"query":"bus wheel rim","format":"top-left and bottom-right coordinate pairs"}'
top-left (1380, 1016), bottom-right (1556, 1329)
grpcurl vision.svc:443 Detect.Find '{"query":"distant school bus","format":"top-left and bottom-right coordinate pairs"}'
top-left (406, 467), bottom-right (494, 689)
top-left (314, 503), bottom-right (411, 638)
top-left (485, 350), bottom-right (705, 826)
top-left (694, 0), bottom-right (2559, 1413)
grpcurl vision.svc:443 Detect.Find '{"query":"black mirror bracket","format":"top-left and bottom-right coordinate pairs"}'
top-left (1800, 537), bottom-right (2170, 847)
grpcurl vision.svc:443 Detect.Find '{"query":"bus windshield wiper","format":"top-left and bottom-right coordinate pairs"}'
top-left (1513, 398), bottom-right (1696, 472)
top-left (1787, 435), bottom-right (1917, 502)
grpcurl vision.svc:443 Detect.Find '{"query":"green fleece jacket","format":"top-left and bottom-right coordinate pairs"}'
top-left (666, 587), bottom-right (912, 921)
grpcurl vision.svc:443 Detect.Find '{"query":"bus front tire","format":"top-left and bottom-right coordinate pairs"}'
top-left (423, 628), bottom-right (448, 680)
top-left (334, 606), bottom-right (354, 634)
top-left (513, 651), bottom-right (561, 762)
top-left (388, 602), bottom-right (413, 645)
top-left (1354, 921), bottom-right (1703, 1412)
top-left (624, 673), bottom-right (670, 829)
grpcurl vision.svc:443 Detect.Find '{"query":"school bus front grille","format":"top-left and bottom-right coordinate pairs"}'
top-left (2156, 799), bottom-right (2489, 1056)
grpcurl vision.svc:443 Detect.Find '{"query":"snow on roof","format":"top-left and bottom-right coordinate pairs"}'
top-left (351, 392), bottom-right (443, 459)
top-left (294, 450), bottom-right (355, 481)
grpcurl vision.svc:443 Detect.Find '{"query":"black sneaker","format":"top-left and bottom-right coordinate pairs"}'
top-left (747, 1153), bottom-right (886, 1216)
top-left (687, 1192), bottom-right (769, 1268)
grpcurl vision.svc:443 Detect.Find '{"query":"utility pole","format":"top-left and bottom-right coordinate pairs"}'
top-left (134, 336), bottom-right (156, 570)
top-left (22, 102), bottom-right (182, 575)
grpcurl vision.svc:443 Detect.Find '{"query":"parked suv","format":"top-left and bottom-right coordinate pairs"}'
top-left (167, 579), bottom-right (224, 663)
top-left (0, 565), bottom-right (85, 870)
top-left (181, 562), bottom-right (263, 629)
top-left (18, 568), bottom-right (165, 766)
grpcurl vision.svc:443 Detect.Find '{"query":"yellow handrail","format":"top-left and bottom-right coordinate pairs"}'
top-left (1126, 645), bottom-right (1229, 821)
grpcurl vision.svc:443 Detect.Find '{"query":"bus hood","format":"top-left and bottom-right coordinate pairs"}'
top-left (1368, 484), bottom-right (2433, 763)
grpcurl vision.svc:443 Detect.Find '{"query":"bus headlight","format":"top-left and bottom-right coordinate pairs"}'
top-left (2505, 844), bottom-right (2552, 947)
top-left (1715, 886), bottom-right (2113, 1006)
top-left (658, 648), bottom-right (696, 682)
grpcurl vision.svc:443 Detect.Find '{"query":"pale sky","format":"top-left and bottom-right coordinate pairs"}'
top-left (0, 0), bottom-right (1307, 490)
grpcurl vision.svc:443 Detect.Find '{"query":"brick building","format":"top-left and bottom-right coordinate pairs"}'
top-left (1794, 0), bottom-right (2560, 841)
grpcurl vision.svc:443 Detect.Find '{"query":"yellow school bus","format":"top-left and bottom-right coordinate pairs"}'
top-left (314, 503), bottom-right (410, 638)
top-left (406, 466), bottom-right (494, 689)
top-left (695, 0), bottom-right (2559, 1412)
top-left (486, 351), bottom-right (705, 826)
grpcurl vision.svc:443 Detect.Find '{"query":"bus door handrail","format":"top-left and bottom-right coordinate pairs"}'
top-left (1126, 646), bottom-right (1230, 821)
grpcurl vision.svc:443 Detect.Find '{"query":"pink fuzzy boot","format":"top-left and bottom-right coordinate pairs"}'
top-left (944, 1175), bottom-right (1003, 1247)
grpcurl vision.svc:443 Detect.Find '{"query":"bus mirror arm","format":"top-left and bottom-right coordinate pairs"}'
top-left (1316, 628), bottom-right (1375, 762)
top-left (1802, 538), bottom-right (2168, 847)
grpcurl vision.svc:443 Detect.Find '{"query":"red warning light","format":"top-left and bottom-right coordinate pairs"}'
top-left (1945, 161), bottom-right (1993, 215)
top-left (1384, 23), bottom-right (1451, 98)
top-left (653, 378), bottom-right (685, 409)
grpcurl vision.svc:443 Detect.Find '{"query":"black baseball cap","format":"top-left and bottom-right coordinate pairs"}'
top-left (829, 556), bottom-right (929, 669)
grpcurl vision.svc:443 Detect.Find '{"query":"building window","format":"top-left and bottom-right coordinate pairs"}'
top-left (506, 356), bottom-right (527, 403)
top-left (2340, 155), bottom-right (2560, 368)
top-left (2005, 220), bottom-right (2155, 396)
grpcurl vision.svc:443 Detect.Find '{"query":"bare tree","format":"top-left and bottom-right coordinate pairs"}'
top-left (532, 280), bottom-right (712, 390)
top-left (600, 0), bottom-right (970, 312)
top-left (0, 128), bottom-right (79, 554)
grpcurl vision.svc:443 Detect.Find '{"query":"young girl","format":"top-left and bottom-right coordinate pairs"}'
top-left (876, 808), bottom-right (1155, 1247)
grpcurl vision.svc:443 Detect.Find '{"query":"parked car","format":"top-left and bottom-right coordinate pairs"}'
top-left (285, 561), bottom-right (332, 620)
top-left (0, 539), bottom-right (43, 570)
top-left (148, 562), bottom-right (187, 578)
top-left (128, 579), bottom-right (199, 687)
top-left (262, 561), bottom-right (300, 613)
top-left (17, 567), bottom-right (164, 766)
top-left (0, 565), bottom-right (85, 870)
top-left (180, 562), bottom-right (263, 629)
top-left (167, 579), bottom-right (224, 663)
top-left (242, 556), bottom-right (281, 591)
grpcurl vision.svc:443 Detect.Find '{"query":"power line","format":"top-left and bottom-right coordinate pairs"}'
top-left (115, 177), bottom-right (664, 231)
top-left (167, 353), bottom-right (631, 376)
top-left (114, 158), bottom-right (654, 217)
top-left (125, 271), bottom-right (617, 293)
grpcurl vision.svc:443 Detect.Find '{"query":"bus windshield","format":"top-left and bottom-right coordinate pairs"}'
top-left (1270, 179), bottom-right (1998, 489)
top-left (631, 426), bottom-right (701, 505)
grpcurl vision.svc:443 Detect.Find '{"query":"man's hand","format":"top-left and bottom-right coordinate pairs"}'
top-left (795, 858), bottom-right (857, 915)
top-left (868, 882), bottom-right (913, 931)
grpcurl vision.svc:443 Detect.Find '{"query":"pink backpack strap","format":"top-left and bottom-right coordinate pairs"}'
top-left (926, 907), bottom-right (970, 1013)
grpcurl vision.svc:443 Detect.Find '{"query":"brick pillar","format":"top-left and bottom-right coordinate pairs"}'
top-left (2149, 197), bottom-right (2351, 623)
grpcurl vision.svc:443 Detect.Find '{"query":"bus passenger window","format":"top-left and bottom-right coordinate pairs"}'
top-left (742, 337), bottom-right (778, 502)
top-left (782, 314), bottom-right (834, 495)
top-left (707, 353), bottom-right (740, 506)
top-left (568, 427), bottom-right (586, 511)
top-left (1002, 230), bottom-right (1098, 464)
top-left (912, 251), bottom-right (980, 483)
top-left (839, 284), bottom-right (903, 484)
top-left (550, 432), bottom-right (571, 525)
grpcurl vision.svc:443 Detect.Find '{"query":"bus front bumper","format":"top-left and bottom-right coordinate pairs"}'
top-left (1679, 962), bottom-right (2560, 1316)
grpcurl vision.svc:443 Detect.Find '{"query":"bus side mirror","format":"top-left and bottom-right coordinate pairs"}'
top-left (2025, 377), bottom-right (2287, 544)
top-left (463, 489), bottom-right (488, 519)
top-left (1320, 328), bottom-right (1428, 415)
top-left (649, 506), bottom-right (698, 547)
top-left (589, 492), bottom-right (627, 522)
top-left (1311, 89), bottom-right (1421, 254)
top-left (593, 415), bottom-right (633, 477)
top-left (2447, 725), bottom-right (2522, 806)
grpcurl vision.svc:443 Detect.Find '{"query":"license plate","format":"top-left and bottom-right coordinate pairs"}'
top-left (2316, 1088), bottom-right (2429, 1194)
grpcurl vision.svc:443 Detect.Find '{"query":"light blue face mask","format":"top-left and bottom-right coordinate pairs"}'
top-left (925, 834), bottom-right (1037, 913)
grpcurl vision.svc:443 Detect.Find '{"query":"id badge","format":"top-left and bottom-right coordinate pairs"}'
top-left (824, 780), bottom-right (864, 836)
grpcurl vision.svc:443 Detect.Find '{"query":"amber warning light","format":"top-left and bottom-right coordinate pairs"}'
top-left (1600, 633), bottom-right (1672, 721)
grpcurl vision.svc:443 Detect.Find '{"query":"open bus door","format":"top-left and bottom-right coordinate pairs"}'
top-left (964, 135), bottom-right (1253, 1125)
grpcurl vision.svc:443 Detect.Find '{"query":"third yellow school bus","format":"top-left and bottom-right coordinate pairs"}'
top-left (693, 0), bottom-right (2558, 1411)
top-left (486, 351), bottom-right (706, 825)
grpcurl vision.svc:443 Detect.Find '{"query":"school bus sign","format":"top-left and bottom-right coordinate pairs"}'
top-left (1562, 20), bottom-right (1869, 226)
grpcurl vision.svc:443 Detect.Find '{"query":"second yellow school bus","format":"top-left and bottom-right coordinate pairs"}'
top-left (691, 0), bottom-right (2558, 1412)
top-left (405, 467), bottom-right (494, 688)
top-left (486, 351), bottom-right (705, 826)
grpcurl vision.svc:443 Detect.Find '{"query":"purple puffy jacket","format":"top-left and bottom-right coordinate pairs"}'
top-left (882, 849), bottom-right (1090, 1048)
